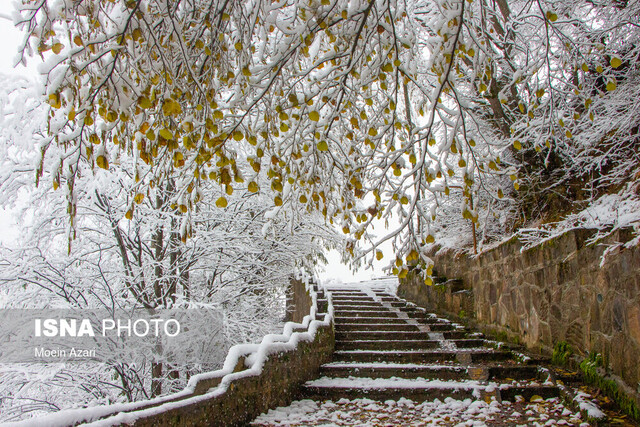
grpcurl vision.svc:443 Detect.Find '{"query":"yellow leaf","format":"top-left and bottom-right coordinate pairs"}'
top-left (606, 81), bottom-right (617, 91)
top-left (426, 234), bottom-right (435, 243)
top-left (610, 56), bottom-right (622, 69)
top-left (513, 140), bottom-right (522, 150)
top-left (368, 128), bottom-right (378, 137)
top-left (48, 94), bottom-right (61, 109)
top-left (51, 43), bottom-right (64, 54)
top-left (458, 159), bottom-right (466, 167)
top-left (317, 140), bottom-right (329, 151)
top-left (581, 63), bottom-right (589, 72)
top-left (309, 111), bottom-right (320, 121)
top-left (376, 250), bottom-right (383, 260)
top-left (125, 209), bottom-right (133, 220)
top-left (233, 131), bottom-right (244, 141)
top-left (234, 41), bottom-right (243, 51)
top-left (216, 197), bottom-right (228, 208)
top-left (134, 193), bottom-right (144, 204)
top-left (138, 97), bottom-right (152, 109)
top-left (96, 155), bottom-right (109, 170)
top-left (424, 277), bottom-right (433, 286)
top-left (546, 11), bottom-right (558, 22)
top-left (159, 128), bottom-right (173, 140)
top-left (274, 196), bottom-right (283, 206)
top-left (73, 35), bottom-right (83, 46)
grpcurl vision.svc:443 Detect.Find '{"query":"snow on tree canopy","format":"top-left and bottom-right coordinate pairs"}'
top-left (12, 0), bottom-right (640, 276)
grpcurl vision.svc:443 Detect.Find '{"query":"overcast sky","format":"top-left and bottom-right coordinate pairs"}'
top-left (0, 3), bottom-right (384, 284)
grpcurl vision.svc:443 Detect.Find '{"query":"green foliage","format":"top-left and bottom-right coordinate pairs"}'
top-left (579, 352), bottom-right (640, 422)
top-left (551, 341), bottom-right (572, 366)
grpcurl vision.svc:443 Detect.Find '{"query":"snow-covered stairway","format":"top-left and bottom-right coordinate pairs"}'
top-left (252, 283), bottom-right (612, 425)
top-left (301, 287), bottom-right (557, 403)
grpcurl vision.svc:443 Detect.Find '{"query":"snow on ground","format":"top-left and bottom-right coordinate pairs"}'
top-left (252, 396), bottom-right (590, 426)
top-left (322, 276), bottom-right (399, 295)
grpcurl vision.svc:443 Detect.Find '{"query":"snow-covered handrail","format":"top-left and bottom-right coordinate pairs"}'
top-left (8, 277), bottom-right (334, 427)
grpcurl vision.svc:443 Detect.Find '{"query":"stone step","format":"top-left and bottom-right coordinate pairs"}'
top-left (319, 363), bottom-right (539, 381)
top-left (331, 296), bottom-right (377, 301)
top-left (335, 339), bottom-right (487, 351)
top-left (334, 316), bottom-right (410, 324)
top-left (378, 296), bottom-right (406, 305)
top-left (319, 362), bottom-right (468, 380)
top-left (498, 385), bottom-right (560, 402)
top-left (334, 317), bottom-right (455, 328)
top-left (300, 384), bottom-right (477, 402)
top-left (333, 330), bottom-right (472, 341)
top-left (336, 340), bottom-right (440, 351)
top-left (333, 310), bottom-right (400, 318)
top-left (424, 323), bottom-right (458, 331)
top-left (332, 349), bottom-right (512, 364)
top-left (330, 294), bottom-right (369, 299)
top-left (335, 323), bottom-right (421, 332)
top-left (335, 331), bottom-right (439, 341)
top-left (300, 377), bottom-right (559, 403)
top-left (331, 305), bottom-right (388, 311)
top-left (332, 301), bottom-right (406, 308)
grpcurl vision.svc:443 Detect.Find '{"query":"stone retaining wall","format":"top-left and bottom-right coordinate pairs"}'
top-left (399, 227), bottom-right (640, 395)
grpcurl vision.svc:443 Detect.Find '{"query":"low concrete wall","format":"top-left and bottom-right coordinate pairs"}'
top-left (15, 278), bottom-right (334, 427)
top-left (399, 227), bottom-right (640, 394)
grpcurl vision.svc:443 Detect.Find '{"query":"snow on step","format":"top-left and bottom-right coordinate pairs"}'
top-left (251, 396), bottom-right (589, 426)
top-left (304, 376), bottom-right (491, 391)
top-left (322, 362), bottom-right (464, 369)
